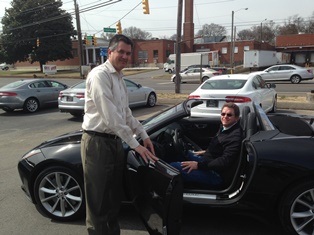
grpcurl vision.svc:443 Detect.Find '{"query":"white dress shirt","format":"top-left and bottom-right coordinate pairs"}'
top-left (82, 60), bottom-right (149, 149)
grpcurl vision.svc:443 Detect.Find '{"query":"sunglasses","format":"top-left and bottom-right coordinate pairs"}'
top-left (221, 112), bottom-right (234, 117)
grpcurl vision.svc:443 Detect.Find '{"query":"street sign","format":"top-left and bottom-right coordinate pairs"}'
top-left (103, 28), bottom-right (116, 33)
top-left (86, 36), bottom-right (93, 40)
top-left (100, 47), bottom-right (108, 56)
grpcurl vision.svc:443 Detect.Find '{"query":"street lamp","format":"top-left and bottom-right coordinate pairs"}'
top-left (260, 18), bottom-right (267, 42)
top-left (230, 7), bottom-right (248, 74)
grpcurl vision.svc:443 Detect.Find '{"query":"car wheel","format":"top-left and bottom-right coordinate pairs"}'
top-left (168, 69), bottom-right (173, 74)
top-left (34, 166), bottom-right (85, 222)
top-left (270, 96), bottom-right (277, 113)
top-left (146, 92), bottom-right (157, 107)
top-left (202, 76), bottom-right (209, 82)
top-left (70, 111), bottom-right (83, 117)
top-left (290, 75), bottom-right (301, 84)
top-left (23, 98), bottom-right (39, 113)
top-left (278, 179), bottom-right (314, 235)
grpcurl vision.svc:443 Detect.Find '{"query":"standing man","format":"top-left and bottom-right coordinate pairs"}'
top-left (170, 103), bottom-right (243, 188)
top-left (81, 34), bottom-right (158, 235)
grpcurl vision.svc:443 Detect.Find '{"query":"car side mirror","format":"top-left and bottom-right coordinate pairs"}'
top-left (266, 83), bottom-right (276, 88)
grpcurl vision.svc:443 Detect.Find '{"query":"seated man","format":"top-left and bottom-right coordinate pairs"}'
top-left (170, 103), bottom-right (243, 188)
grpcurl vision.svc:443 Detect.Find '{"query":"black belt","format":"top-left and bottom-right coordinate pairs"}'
top-left (83, 130), bottom-right (120, 139)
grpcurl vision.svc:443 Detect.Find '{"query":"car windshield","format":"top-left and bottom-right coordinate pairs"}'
top-left (1, 80), bottom-right (26, 88)
top-left (200, 79), bottom-right (247, 90)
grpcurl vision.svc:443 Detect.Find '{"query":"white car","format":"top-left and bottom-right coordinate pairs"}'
top-left (188, 74), bottom-right (277, 119)
top-left (251, 64), bottom-right (314, 84)
top-left (171, 68), bottom-right (220, 83)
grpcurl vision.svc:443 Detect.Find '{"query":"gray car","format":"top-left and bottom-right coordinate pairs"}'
top-left (0, 79), bottom-right (68, 113)
top-left (58, 78), bottom-right (157, 117)
top-left (251, 64), bottom-right (314, 84)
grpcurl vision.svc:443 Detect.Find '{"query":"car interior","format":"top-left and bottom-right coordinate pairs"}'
top-left (150, 105), bottom-right (258, 193)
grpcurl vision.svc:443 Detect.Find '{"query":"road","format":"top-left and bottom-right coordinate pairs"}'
top-left (0, 71), bottom-right (312, 234)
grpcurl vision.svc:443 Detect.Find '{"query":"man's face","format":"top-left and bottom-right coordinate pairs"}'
top-left (220, 107), bottom-right (239, 128)
top-left (108, 41), bottom-right (132, 72)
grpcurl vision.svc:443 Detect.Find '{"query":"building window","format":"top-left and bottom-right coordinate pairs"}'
top-left (222, 47), bottom-right (227, 54)
top-left (234, 47), bottom-right (238, 54)
top-left (72, 49), bottom-right (78, 57)
top-left (138, 50), bottom-right (148, 59)
top-left (153, 50), bottom-right (158, 58)
top-left (244, 46), bottom-right (250, 51)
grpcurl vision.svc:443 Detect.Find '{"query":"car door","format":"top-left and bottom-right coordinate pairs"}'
top-left (268, 65), bottom-right (291, 81)
top-left (125, 151), bottom-right (183, 235)
top-left (261, 66), bottom-right (280, 81)
top-left (46, 81), bottom-right (68, 104)
top-left (125, 79), bottom-right (146, 106)
top-left (30, 81), bottom-right (54, 104)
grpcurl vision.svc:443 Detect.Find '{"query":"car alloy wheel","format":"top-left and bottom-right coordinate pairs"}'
top-left (279, 180), bottom-right (314, 235)
top-left (34, 166), bottom-right (85, 221)
top-left (23, 98), bottom-right (39, 113)
top-left (290, 75), bottom-right (301, 84)
top-left (147, 92), bottom-right (157, 107)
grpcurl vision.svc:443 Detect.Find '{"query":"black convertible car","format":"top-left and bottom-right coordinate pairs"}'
top-left (18, 100), bottom-right (314, 235)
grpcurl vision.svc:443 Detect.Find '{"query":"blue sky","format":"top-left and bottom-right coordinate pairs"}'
top-left (1, 0), bottom-right (313, 38)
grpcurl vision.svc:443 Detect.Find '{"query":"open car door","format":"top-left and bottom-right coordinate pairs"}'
top-left (125, 151), bottom-right (183, 235)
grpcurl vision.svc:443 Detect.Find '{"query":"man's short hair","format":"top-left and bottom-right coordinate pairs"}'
top-left (108, 34), bottom-right (134, 52)
top-left (221, 102), bottom-right (240, 117)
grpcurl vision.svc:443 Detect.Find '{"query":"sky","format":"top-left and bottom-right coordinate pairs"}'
top-left (0, 0), bottom-right (313, 38)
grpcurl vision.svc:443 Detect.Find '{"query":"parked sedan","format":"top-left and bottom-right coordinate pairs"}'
top-left (58, 78), bottom-right (157, 117)
top-left (0, 79), bottom-right (68, 113)
top-left (17, 100), bottom-right (314, 235)
top-left (171, 68), bottom-right (220, 83)
top-left (251, 64), bottom-right (314, 84)
top-left (188, 74), bottom-right (277, 118)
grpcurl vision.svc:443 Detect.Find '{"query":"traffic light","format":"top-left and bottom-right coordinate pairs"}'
top-left (142, 0), bottom-right (150, 14)
top-left (83, 35), bottom-right (86, 45)
top-left (92, 35), bottom-right (97, 46)
top-left (36, 37), bottom-right (40, 47)
top-left (116, 21), bottom-right (122, 34)
top-left (86, 37), bottom-right (90, 45)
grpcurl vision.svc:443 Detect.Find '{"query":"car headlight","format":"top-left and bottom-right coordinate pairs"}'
top-left (22, 149), bottom-right (42, 160)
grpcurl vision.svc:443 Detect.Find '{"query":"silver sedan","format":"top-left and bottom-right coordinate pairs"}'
top-left (0, 79), bottom-right (68, 113)
top-left (251, 64), bottom-right (314, 84)
top-left (58, 78), bottom-right (157, 117)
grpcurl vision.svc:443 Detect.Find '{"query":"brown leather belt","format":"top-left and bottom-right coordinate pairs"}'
top-left (83, 130), bottom-right (120, 139)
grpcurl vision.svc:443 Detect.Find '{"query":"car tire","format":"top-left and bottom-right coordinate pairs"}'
top-left (23, 98), bottom-right (39, 113)
top-left (34, 166), bottom-right (85, 222)
top-left (70, 111), bottom-right (83, 117)
top-left (202, 76), bottom-right (209, 83)
top-left (278, 179), bottom-right (314, 235)
top-left (168, 69), bottom-right (173, 74)
top-left (146, 92), bottom-right (157, 107)
top-left (290, 75), bottom-right (301, 84)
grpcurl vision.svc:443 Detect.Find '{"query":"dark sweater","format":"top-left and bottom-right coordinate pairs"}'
top-left (197, 121), bottom-right (243, 174)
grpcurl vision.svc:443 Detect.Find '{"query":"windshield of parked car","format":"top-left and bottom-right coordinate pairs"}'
top-left (200, 79), bottom-right (247, 90)
top-left (1, 80), bottom-right (26, 88)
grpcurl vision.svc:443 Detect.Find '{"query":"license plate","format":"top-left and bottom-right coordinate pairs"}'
top-left (66, 96), bottom-right (73, 102)
top-left (206, 100), bottom-right (218, 107)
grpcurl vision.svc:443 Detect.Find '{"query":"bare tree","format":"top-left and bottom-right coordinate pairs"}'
top-left (237, 29), bottom-right (255, 40)
top-left (196, 23), bottom-right (226, 37)
top-left (304, 11), bottom-right (314, 33)
top-left (123, 26), bottom-right (152, 40)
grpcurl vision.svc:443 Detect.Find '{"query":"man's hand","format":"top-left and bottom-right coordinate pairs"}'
top-left (181, 161), bottom-right (198, 173)
top-left (134, 138), bottom-right (158, 164)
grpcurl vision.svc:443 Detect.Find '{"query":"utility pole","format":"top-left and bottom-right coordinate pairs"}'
top-left (74, 0), bottom-right (84, 79)
top-left (175, 0), bottom-right (183, 93)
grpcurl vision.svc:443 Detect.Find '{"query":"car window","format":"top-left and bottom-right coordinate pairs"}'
top-left (47, 81), bottom-right (67, 88)
top-left (124, 79), bottom-right (137, 88)
top-left (280, 66), bottom-right (294, 70)
top-left (32, 81), bottom-right (48, 88)
top-left (252, 77), bottom-right (264, 89)
top-left (201, 79), bottom-right (246, 90)
top-left (267, 66), bottom-right (279, 72)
